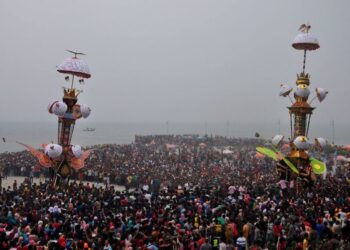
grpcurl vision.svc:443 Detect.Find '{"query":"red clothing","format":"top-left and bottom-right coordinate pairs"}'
top-left (53, 222), bottom-right (61, 229)
top-left (58, 236), bottom-right (66, 248)
top-left (273, 224), bottom-right (283, 237)
top-left (228, 222), bottom-right (239, 237)
top-left (197, 237), bottom-right (206, 247)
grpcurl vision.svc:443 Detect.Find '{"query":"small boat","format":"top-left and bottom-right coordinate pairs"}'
top-left (83, 128), bottom-right (95, 132)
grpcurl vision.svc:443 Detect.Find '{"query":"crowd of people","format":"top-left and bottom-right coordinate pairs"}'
top-left (0, 135), bottom-right (349, 249)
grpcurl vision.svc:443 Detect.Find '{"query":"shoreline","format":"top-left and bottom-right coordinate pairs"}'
top-left (0, 176), bottom-right (126, 191)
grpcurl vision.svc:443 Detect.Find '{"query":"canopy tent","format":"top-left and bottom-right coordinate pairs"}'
top-left (222, 149), bottom-right (234, 155)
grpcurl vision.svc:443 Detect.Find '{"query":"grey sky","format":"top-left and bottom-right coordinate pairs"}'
top-left (0, 0), bottom-right (349, 124)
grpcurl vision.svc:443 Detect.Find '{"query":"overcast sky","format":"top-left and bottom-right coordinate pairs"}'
top-left (0, 0), bottom-right (349, 125)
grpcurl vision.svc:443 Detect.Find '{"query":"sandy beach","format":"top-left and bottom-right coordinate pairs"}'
top-left (0, 176), bottom-right (126, 191)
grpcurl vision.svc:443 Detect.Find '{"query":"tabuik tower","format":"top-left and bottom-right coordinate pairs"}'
top-left (21, 51), bottom-right (92, 185)
top-left (257, 25), bottom-right (328, 188)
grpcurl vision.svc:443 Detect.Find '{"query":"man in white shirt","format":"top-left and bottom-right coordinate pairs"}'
top-left (142, 184), bottom-right (149, 192)
top-left (236, 235), bottom-right (247, 250)
top-left (277, 179), bottom-right (288, 197)
top-left (219, 241), bottom-right (227, 250)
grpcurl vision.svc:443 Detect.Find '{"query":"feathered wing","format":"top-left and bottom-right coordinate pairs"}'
top-left (298, 23), bottom-right (311, 33)
top-left (256, 147), bottom-right (277, 161)
top-left (299, 24), bottom-right (306, 31)
top-left (71, 149), bottom-right (93, 170)
top-left (256, 146), bottom-right (299, 174)
top-left (309, 157), bottom-right (326, 174)
top-left (17, 142), bottom-right (41, 157)
top-left (37, 154), bottom-right (52, 168)
top-left (17, 142), bottom-right (52, 168)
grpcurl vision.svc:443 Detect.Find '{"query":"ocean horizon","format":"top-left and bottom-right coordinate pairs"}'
top-left (0, 121), bottom-right (348, 153)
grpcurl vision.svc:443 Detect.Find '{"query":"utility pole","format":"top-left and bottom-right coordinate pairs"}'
top-left (331, 120), bottom-right (335, 144)
top-left (226, 121), bottom-right (230, 138)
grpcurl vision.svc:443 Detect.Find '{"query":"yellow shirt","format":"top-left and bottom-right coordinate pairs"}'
top-left (303, 238), bottom-right (308, 250)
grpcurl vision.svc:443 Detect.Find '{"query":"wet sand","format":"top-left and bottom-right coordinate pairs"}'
top-left (0, 176), bottom-right (125, 191)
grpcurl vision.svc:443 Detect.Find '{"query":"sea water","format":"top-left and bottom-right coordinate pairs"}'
top-left (0, 121), bottom-right (348, 153)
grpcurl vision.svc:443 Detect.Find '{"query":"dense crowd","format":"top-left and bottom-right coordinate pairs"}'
top-left (0, 135), bottom-right (349, 249)
top-left (0, 136), bottom-right (266, 186)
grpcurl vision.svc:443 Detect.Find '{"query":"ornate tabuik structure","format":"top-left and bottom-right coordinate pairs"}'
top-left (257, 24), bottom-right (328, 187)
top-left (20, 51), bottom-right (92, 185)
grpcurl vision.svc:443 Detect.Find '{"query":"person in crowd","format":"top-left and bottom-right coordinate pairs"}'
top-left (0, 135), bottom-right (348, 249)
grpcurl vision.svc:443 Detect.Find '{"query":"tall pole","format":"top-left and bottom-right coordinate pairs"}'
top-left (302, 49), bottom-right (307, 74)
top-left (70, 75), bottom-right (75, 90)
top-left (226, 121), bottom-right (230, 138)
top-left (278, 120), bottom-right (281, 134)
top-left (331, 120), bottom-right (335, 144)
top-left (290, 114), bottom-right (293, 140)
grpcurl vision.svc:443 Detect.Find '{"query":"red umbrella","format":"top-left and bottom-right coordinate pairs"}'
top-left (337, 155), bottom-right (346, 161)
